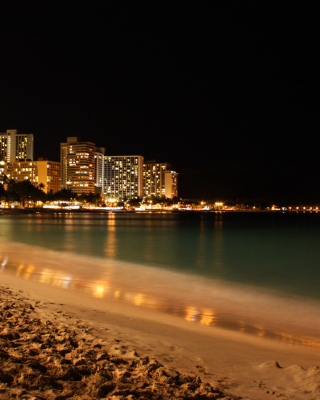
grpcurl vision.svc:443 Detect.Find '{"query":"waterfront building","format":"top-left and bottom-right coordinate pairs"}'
top-left (165, 170), bottom-right (178, 199)
top-left (60, 137), bottom-right (96, 194)
top-left (0, 161), bottom-right (5, 184)
top-left (104, 155), bottom-right (144, 199)
top-left (95, 147), bottom-right (105, 189)
top-left (143, 161), bottom-right (171, 197)
top-left (0, 129), bottom-right (34, 162)
top-left (5, 159), bottom-right (61, 193)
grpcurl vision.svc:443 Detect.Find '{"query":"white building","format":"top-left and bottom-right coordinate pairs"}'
top-left (0, 129), bottom-right (34, 162)
top-left (104, 155), bottom-right (144, 199)
top-left (95, 147), bottom-right (105, 189)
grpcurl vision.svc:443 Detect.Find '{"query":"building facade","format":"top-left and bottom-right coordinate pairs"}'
top-left (5, 160), bottom-right (61, 193)
top-left (0, 129), bottom-right (34, 162)
top-left (95, 147), bottom-right (105, 189)
top-left (165, 170), bottom-right (178, 199)
top-left (143, 161), bottom-right (171, 197)
top-left (60, 137), bottom-right (96, 194)
top-left (104, 155), bottom-right (144, 199)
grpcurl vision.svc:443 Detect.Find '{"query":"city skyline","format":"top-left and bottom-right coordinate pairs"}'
top-left (1, 3), bottom-right (319, 201)
top-left (1, 131), bottom-right (179, 199)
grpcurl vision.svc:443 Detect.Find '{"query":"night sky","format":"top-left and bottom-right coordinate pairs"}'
top-left (1, 2), bottom-right (319, 202)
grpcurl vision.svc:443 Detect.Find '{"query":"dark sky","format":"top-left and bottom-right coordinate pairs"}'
top-left (0, 2), bottom-right (319, 201)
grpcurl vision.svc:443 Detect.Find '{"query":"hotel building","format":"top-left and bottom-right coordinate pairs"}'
top-left (5, 160), bottom-right (61, 193)
top-left (60, 137), bottom-right (96, 194)
top-left (143, 161), bottom-right (171, 197)
top-left (0, 129), bottom-right (34, 162)
top-left (0, 161), bottom-right (5, 185)
top-left (95, 147), bottom-right (105, 189)
top-left (104, 155), bottom-right (144, 199)
top-left (165, 170), bottom-right (178, 199)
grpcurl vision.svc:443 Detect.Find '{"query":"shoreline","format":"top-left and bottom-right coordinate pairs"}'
top-left (1, 240), bottom-right (320, 348)
top-left (1, 207), bottom-right (318, 214)
top-left (2, 273), bottom-right (320, 399)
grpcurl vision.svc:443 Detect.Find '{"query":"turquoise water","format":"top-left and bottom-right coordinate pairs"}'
top-left (2, 211), bottom-right (320, 346)
top-left (1, 211), bottom-right (320, 299)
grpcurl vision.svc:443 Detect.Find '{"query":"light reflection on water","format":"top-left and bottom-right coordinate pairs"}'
top-left (2, 212), bottom-right (320, 350)
top-left (1, 252), bottom-right (320, 351)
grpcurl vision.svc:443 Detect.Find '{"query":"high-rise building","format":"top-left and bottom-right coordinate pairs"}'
top-left (104, 155), bottom-right (144, 199)
top-left (143, 161), bottom-right (171, 197)
top-left (95, 147), bottom-right (105, 189)
top-left (60, 137), bottom-right (96, 194)
top-left (0, 161), bottom-right (5, 184)
top-left (5, 159), bottom-right (61, 193)
top-left (165, 170), bottom-right (178, 199)
top-left (0, 129), bottom-right (34, 162)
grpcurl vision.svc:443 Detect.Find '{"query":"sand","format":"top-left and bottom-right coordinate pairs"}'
top-left (0, 284), bottom-right (234, 400)
top-left (1, 273), bottom-right (320, 400)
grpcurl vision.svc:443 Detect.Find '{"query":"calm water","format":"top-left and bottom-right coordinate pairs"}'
top-left (1, 211), bottom-right (320, 347)
top-left (1, 211), bottom-right (320, 298)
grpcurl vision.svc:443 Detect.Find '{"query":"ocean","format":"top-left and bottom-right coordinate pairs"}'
top-left (1, 211), bottom-right (320, 347)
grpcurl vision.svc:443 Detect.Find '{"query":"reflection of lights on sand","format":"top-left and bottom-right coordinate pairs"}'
top-left (93, 285), bottom-right (106, 298)
top-left (52, 273), bottom-right (72, 289)
top-left (1, 257), bottom-right (8, 271)
top-left (113, 290), bottom-right (158, 309)
top-left (185, 306), bottom-right (199, 322)
top-left (200, 308), bottom-right (215, 326)
top-left (16, 263), bottom-right (25, 277)
top-left (24, 265), bottom-right (35, 279)
top-left (39, 269), bottom-right (55, 284)
top-left (123, 292), bottom-right (146, 307)
top-left (133, 293), bottom-right (145, 306)
top-left (92, 281), bottom-right (110, 298)
top-left (62, 276), bottom-right (72, 289)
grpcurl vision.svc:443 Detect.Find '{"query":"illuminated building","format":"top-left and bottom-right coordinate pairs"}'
top-left (104, 155), bottom-right (144, 198)
top-left (143, 161), bottom-right (171, 197)
top-left (60, 137), bottom-right (97, 194)
top-left (5, 160), bottom-right (61, 193)
top-left (0, 161), bottom-right (5, 184)
top-left (165, 170), bottom-right (178, 199)
top-left (95, 147), bottom-right (105, 189)
top-left (0, 129), bottom-right (34, 162)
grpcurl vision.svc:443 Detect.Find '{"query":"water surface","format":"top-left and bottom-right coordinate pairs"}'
top-left (1, 211), bottom-right (320, 348)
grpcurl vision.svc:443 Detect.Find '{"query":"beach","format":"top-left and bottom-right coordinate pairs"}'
top-left (0, 278), bottom-right (234, 400)
top-left (2, 212), bottom-right (320, 399)
top-left (2, 272), bottom-right (320, 400)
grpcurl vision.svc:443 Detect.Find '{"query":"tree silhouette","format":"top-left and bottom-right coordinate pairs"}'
top-left (6, 180), bottom-right (46, 207)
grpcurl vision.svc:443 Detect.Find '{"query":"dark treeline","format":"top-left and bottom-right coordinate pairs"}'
top-left (0, 179), bottom-right (181, 208)
top-left (0, 179), bottom-right (101, 207)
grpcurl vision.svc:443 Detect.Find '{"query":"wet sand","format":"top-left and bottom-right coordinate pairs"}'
top-left (2, 271), bottom-right (320, 400)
